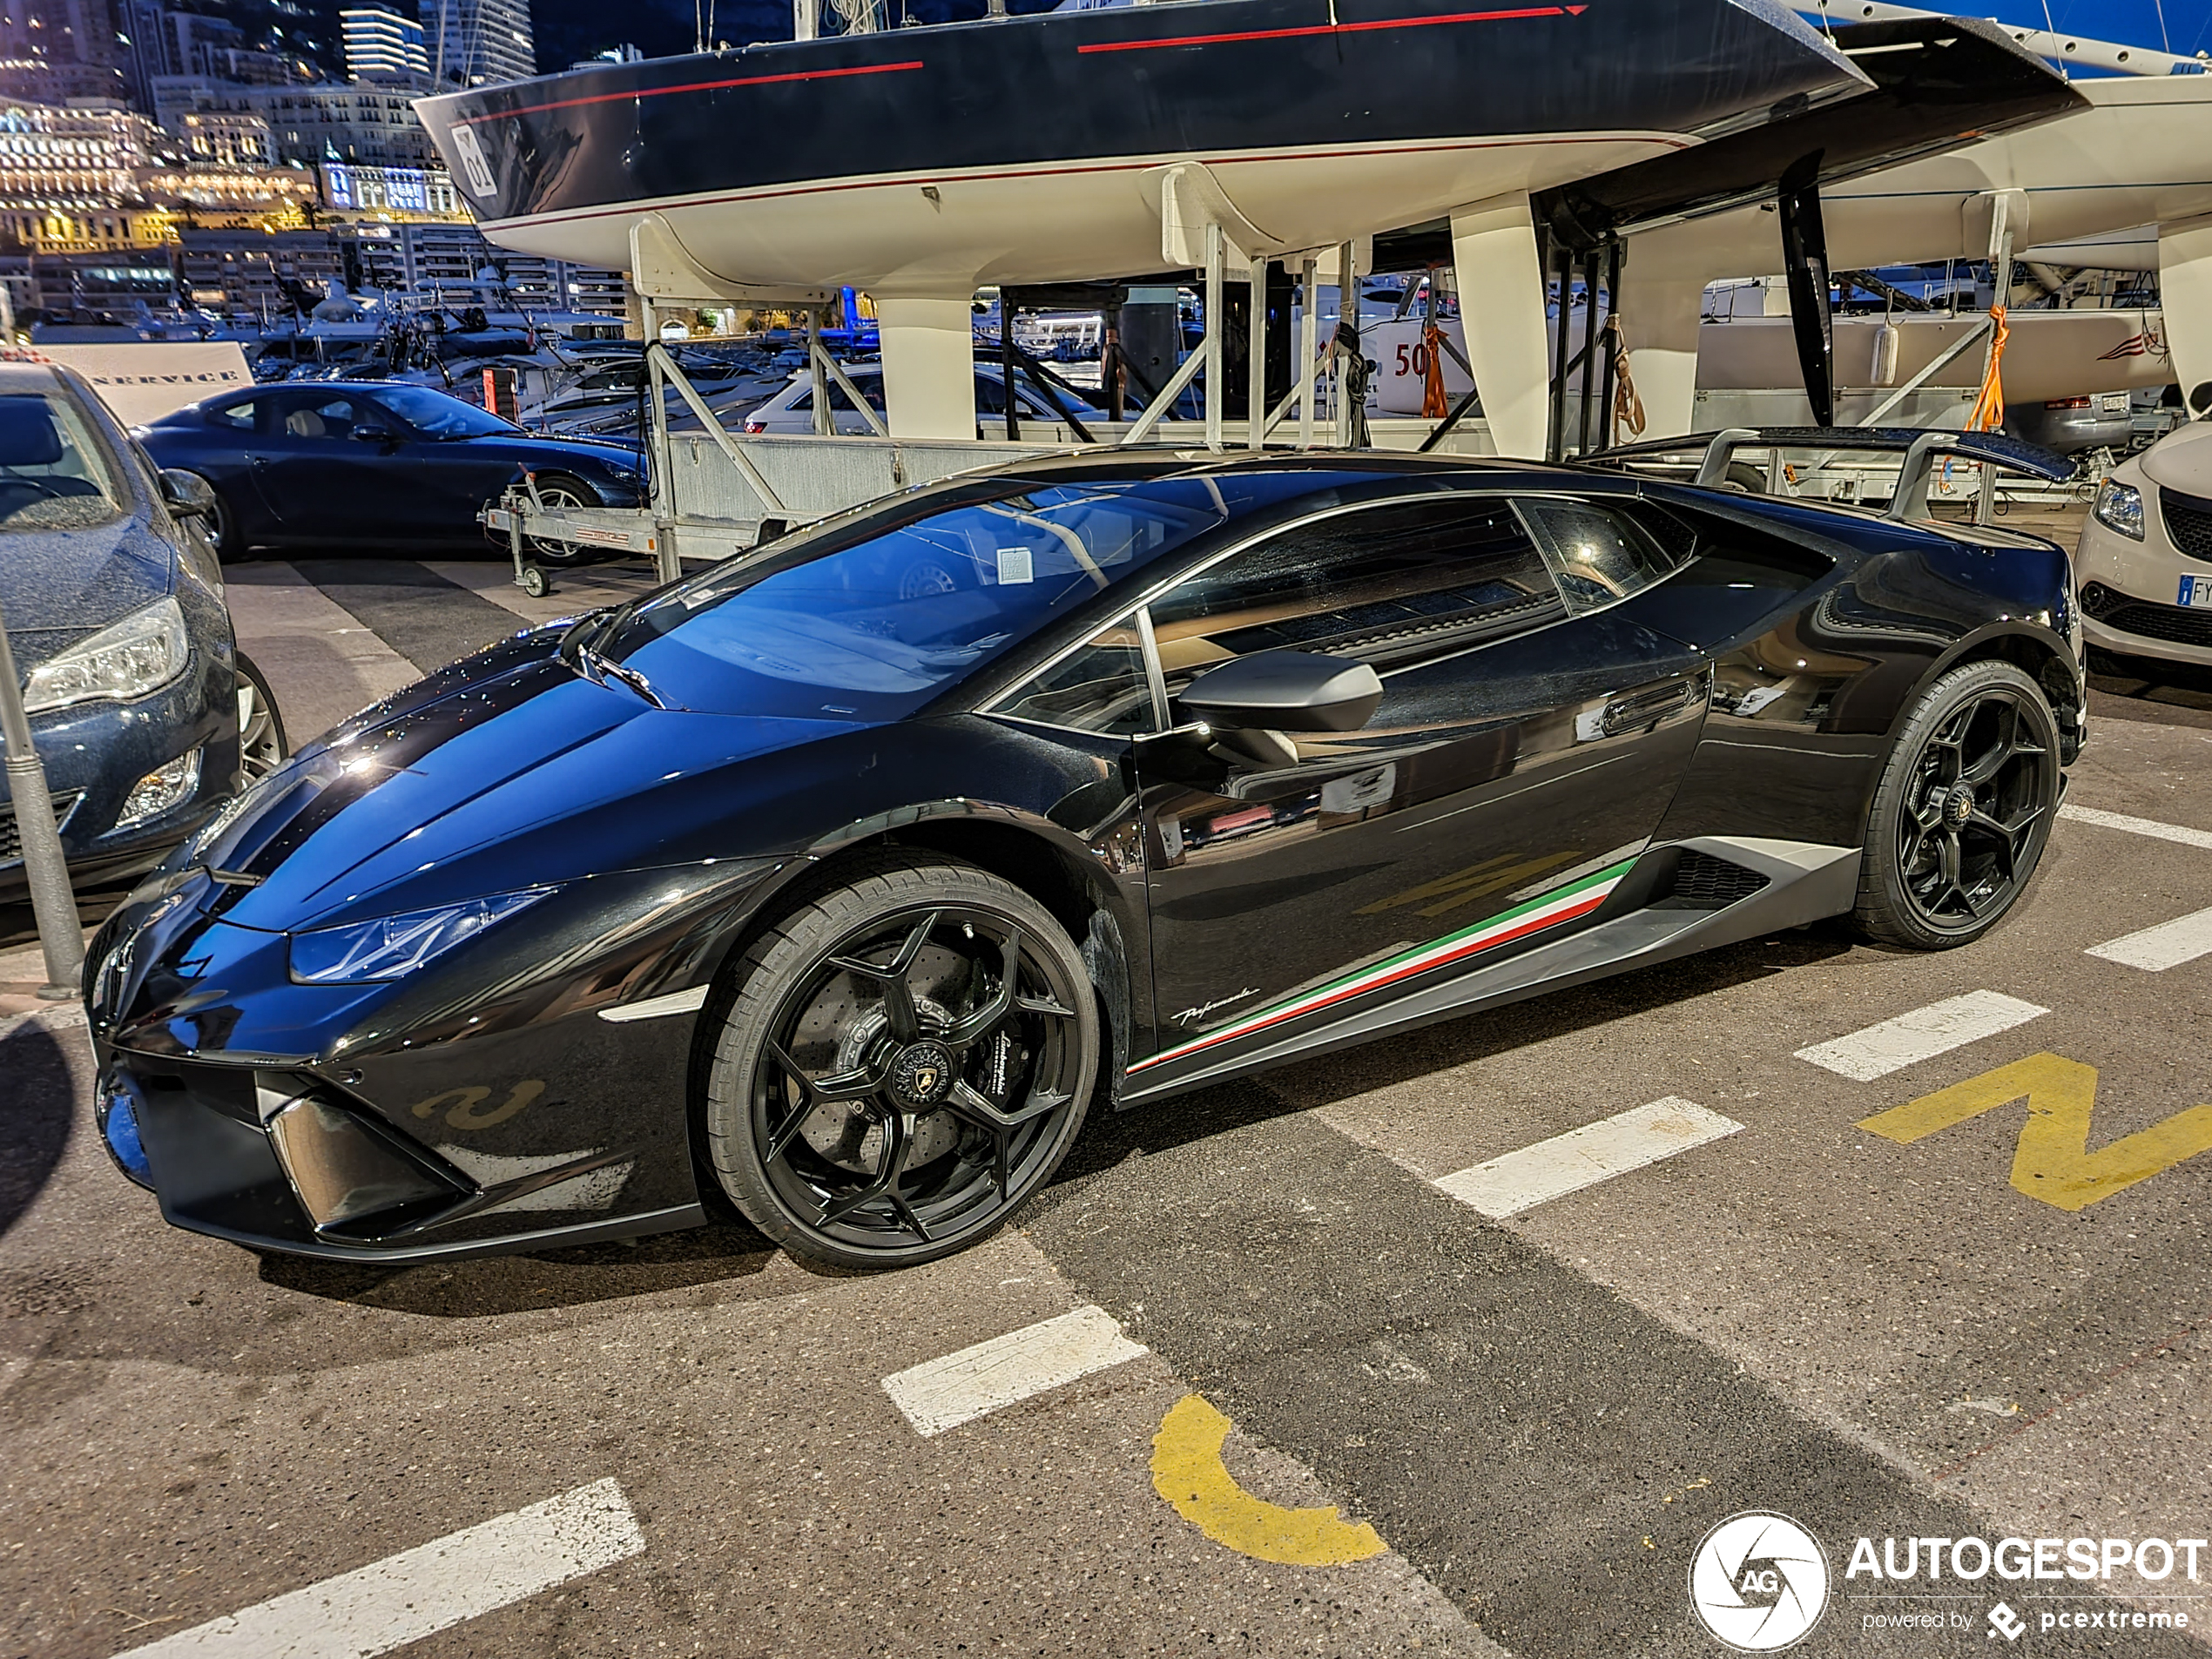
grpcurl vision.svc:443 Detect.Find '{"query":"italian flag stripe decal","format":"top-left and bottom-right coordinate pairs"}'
top-left (1131, 857), bottom-right (1635, 1074)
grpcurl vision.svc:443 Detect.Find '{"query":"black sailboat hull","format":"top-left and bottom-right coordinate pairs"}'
top-left (417, 0), bottom-right (1869, 290)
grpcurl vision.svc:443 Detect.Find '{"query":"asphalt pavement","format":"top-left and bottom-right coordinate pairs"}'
top-left (5, 526), bottom-right (2212, 1659)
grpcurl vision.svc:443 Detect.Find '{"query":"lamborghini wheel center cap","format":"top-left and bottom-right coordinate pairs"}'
top-left (890, 1040), bottom-right (958, 1108)
top-left (1942, 785), bottom-right (1977, 829)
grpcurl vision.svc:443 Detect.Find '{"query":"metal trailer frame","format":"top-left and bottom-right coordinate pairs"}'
top-left (477, 225), bottom-right (1375, 596)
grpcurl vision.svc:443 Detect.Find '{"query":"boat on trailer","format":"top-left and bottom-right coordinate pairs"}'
top-left (420, 0), bottom-right (2080, 451)
top-left (418, 0), bottom-right (1898, 441)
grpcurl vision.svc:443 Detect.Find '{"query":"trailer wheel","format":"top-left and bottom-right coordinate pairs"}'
top-left (521, 564), bottom-right (550, 598)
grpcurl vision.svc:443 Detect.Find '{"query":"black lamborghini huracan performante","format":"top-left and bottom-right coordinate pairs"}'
top-left (88, 443), bottom-right (2084, 1269)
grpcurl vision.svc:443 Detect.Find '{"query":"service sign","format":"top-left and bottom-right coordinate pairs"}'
top-left (35, 341), bottom-right (252, 425)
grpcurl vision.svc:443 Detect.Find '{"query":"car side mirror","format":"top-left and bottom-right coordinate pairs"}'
top-left (158, 469), bottom-right (215, 520)
top-left (1176, 649), bottom-right (1384, 734)
top-left (351, 422), bottom-right (398, 444)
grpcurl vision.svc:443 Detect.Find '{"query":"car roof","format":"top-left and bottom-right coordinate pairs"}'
top-left (0, 361), bottom-right (64, 395)
top-left (980, 448), bottom-right (1585, 491)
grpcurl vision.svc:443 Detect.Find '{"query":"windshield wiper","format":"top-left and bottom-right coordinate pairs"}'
top-left (577, 642), bottom-right (667, 709)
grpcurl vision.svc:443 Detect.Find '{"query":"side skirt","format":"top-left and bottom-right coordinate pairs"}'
top-left (1117, 836), bottom-right (1860, 1108)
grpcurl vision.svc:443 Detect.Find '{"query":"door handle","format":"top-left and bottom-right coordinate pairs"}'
top-left (1600, 679), bottom-right (1696, 738)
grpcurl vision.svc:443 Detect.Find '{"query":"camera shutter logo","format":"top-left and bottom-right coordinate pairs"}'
top-left (1689, 1512), bottom-right (1831, 1651)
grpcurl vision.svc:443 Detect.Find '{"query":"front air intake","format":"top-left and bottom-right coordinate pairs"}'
top-left (263, 1089), bottom-right (474, 1238)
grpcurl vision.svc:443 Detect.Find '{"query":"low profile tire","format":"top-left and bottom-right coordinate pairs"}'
top-left (1852, 660), bottom-right (2060, 949)
top-left (232, 651), bottom-right (289, 785)
top-left (705, 859), bottom-right (1099, 1270)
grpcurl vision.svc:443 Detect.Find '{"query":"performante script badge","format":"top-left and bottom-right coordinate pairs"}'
top-left (891, 1042), bottom-right (957, 1107)
top-left (1689, 1512), bottom-right (1831, 1651)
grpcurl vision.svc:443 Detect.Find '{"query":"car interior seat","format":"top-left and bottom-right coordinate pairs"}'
top-left (0, 397), bottom-right (98, 495)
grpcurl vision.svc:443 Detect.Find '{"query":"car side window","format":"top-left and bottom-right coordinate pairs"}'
top-left (791, 380), bottom-right (883, 415)
top-left (996, 621), bottom-right (1156, 734)
top-left (280, 395), bottom-right (364, 441)
top-left (1148, 496), bottom-right (1566, 691)
top-left (208, 397), bottom-right (259, 432)
top-left (1515, 496), bottom-right (1694, 615)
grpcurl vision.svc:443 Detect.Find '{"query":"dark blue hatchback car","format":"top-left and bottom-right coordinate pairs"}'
top-left (0, 361), bottom-right (286, 905)
top-left (137, 380), bottom-right (645, 560)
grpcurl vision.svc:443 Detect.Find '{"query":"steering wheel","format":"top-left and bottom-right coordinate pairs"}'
top-left (0, 471), bottom-right (61, 498)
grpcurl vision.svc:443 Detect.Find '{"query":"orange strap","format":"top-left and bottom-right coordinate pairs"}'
top-left (1420, 318), bottom-right (1451, 419)
top-left (1606, 318), bottom-right (1646, 444)
top-left (1966, 304), bottom-right (2009, 433)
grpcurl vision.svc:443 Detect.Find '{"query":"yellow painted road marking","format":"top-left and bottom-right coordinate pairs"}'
top-left (1150, 1394), bottom-right (1387, 1566)
top-left (1858, 1054), bottom-right (2212, 1211)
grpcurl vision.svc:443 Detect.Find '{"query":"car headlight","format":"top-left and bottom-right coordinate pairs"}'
top-left (115, 747), bottom-right (201, 829)
top-left (2093, 479), bottom-right (2145, 541)
top-left (23, 596), bottom-right (189, 714)
top-left (289, 888), bottom-right (552, 984)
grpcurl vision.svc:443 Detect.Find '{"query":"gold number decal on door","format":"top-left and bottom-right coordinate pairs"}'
top-left (1858, 1054), bottom-right (2212, 1211)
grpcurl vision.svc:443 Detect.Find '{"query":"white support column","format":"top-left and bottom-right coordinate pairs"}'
top-left (1246, 252), bottom-right (1266, 451)
top-left (808, 308), bottom-right (832, 436)
top-left (1449, 192), bottom-right (1549, 460)
top-left (1204, 223), bottom-right (1224, 452)
top-left (2161, 214), bottom-right (2212, 415)
top-left (1327, 239), bottom-right (1345, 448)
top-left (1615, 274), bottom-right (1705, 442)
top-left (875, 294), bottom-right (978, 440)
top-left (1298, 253), bottom-right (1318, 450)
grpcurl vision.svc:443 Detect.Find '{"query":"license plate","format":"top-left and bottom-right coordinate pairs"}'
top-left (2101, 394), bottom-right (2131, 412)
top-left (2181, 576), bottom-right (2212, 607)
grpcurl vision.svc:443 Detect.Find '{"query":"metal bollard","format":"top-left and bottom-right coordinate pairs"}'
top-left (0, 596), bottom-right (83, 1000)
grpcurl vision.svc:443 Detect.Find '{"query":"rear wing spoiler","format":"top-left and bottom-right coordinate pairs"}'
top-left (1591, 427), bottom-right (2074, 521)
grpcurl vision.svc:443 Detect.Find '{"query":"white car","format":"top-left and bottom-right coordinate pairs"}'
top-left (738, 363), bottom-right (1108, 435)
top-left (2077, 420), bottom-right (2212, 670)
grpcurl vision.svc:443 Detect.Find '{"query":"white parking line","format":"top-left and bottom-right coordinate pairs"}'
top-left (2087, 906), bottom-right (2212, 972)
top-left (113, 1478), bottom-right (644, 1659)
top-left (882, 1305), bottom-right (1148, 1436)
top-left (1793, 990), bottom-right (2048, 1082)
top-left (1433, 1098), bottom-right (1743, 1219)
top-left (2058, 804), bottom-right (2212, 853)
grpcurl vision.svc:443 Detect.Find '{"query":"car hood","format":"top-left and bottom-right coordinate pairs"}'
top-left (2141, 421), bottom-right (2212, 494)
top-left (0, 514), bottom-right (173, 657)
top-left (193, 631), bottom-right (860, 932)
top-left (466, 432), bottom-right (642, 467)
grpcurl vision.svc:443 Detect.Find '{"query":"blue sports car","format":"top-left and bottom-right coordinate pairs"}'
top-left (136, 381), bottom-right (645, 561)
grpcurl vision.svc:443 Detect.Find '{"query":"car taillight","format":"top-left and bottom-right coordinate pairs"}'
top-left (2045, 396), bottom-right (2092, 409)
top-left (743, 419), bottom-right (765, 434)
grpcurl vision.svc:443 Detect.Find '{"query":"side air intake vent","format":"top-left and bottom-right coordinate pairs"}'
top-left (1669, 850), bottom-right (1770, 909)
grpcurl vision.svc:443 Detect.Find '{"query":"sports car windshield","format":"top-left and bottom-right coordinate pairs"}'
top-left (368, 384), bottom-right (521, 438)
top-left (600, 476), bottom-right (1315, 720)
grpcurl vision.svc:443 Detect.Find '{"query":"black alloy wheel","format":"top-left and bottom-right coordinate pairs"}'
top-left (1853, 660), bottom-right (2060, 948)
top-left (233, 651), bottom-right (290, 785)
top-left (705, 859), bottom-right (1099, 1269)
